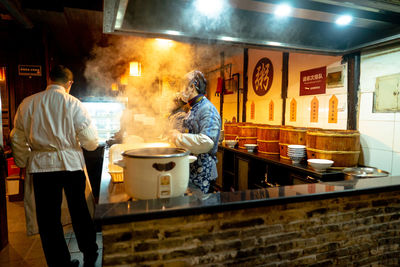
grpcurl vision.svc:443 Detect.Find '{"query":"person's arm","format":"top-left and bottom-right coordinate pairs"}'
top-left (10, 106), bottom-right (31, 168)
top-left (77, 125), bottom-right (99, 151)
top-left (172, 106), bottom-right (220, 154)
top-left (74, 101), bottom-right (99, 151)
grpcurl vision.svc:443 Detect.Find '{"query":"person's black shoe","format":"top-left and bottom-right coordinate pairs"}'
top-left (70, 259), bottom-right (80, 267)
top-left (83, 252), bottom-right (99, 267)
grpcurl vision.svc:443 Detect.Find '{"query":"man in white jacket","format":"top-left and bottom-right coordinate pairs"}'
top-left (10, 65), bottom-right (99, 267)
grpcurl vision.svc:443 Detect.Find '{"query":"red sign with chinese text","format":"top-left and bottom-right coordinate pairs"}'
top-left (300, 66), bottom-right (326, 96)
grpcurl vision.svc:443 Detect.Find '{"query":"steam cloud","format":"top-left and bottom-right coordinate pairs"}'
top-left (84, 35), bottom-right (237, 143)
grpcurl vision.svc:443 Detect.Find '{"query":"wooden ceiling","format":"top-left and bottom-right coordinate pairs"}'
top-left (0, 0), bottom-right (105, 59)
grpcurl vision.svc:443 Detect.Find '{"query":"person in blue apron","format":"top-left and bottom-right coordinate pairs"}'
top-left (170, 70), bottom-right (221, 194)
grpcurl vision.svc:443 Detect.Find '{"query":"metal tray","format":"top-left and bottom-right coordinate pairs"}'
top-left (342, 167), bottom-right (389, 179)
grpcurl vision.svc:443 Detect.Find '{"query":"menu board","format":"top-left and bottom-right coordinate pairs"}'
top-left (310, 96), bottom-right (319, 123)
top-left (290, 98), bottom-right (297, 122)
top-left (251, 101), bottom-right (255, 120)
top-left (328, 95), bottom-right (338, 123)
top-left (269, 100), bottom-right (274, 121)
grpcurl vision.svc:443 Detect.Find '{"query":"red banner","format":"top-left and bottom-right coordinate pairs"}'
top-left (300, 66), bottom-right (326, 96)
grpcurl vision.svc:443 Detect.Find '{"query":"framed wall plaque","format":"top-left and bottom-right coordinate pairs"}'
top-left (252, 57), bottom-right (273, 96)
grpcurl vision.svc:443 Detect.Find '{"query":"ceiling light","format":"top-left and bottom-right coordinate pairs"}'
top-left (220, 36), bottom-right (235, 41)
top-left (165, 30), bottom-right (181, 36)
top-left (266, 41), bottom-right (282, 46)
top-left (195, 0), bottom-right (224, 18)
top-left (274, 4), bottom-right (292, 17)
top-left (335, 15), bottom-right (352, 26)
top-left (129, 62), bottom-right (141, 77)
top-left (155, 38), bottom-right (173, 47)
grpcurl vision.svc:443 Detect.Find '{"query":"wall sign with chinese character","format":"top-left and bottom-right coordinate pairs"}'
top-left (300, 66), bottom-right (326, 96)
top-left (269, 100), bottom-right (274, 121)
top-left (290, 98), bottom-right (297, 122)
top-left (252, 57), bottom-right (274, 96)
top-left (251, 101), bottom-right (255, 120)
top-left (310, 96), bottom-right (319, 123)
top-left (328, 95), bottom-right (338, 123)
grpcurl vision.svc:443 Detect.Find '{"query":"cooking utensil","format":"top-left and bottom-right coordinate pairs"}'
top-left (114, 147), bottom-right (196, 199)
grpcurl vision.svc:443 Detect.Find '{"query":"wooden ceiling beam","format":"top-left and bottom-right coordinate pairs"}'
top-left (0, 0), bottom-right (33, 28)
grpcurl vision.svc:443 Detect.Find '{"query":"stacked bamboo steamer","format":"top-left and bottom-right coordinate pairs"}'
top-left (256, 124), bottom-right (280, 155)
top-left (306, 129), bottom-right (360, 168)
top-left (237, 122), bottom-right (257, 149)
top-left (224, 122), bottom-right (239, 141)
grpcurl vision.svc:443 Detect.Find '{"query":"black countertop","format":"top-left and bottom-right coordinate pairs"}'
top-left (94, 148), bottom-right (400, 226)
top-left (218, 144), bottom-right (344, 181)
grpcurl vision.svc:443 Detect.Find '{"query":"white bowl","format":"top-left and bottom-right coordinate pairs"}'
top-left (244, 144), bottom-right (258, 152)
top-left (288, 145), bottom-right (306, 149)
top-left (225, 140), bottom-right (237, 148)
top-left (290, 155), bottom-right (304, 164)
top-left (288, 151), bottom-right (306, 156)
top-left (308, 159), bottom-right (334, 171)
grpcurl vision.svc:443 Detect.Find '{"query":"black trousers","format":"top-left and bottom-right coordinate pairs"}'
top-left (32, 170), bottom-right (98, 267)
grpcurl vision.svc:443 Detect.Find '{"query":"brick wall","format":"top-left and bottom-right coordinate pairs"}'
top-left (102, 190), bottom-right (400, 266)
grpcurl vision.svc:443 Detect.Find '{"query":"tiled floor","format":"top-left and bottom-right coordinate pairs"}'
top-left (0, 199), bottom-right (103, 267)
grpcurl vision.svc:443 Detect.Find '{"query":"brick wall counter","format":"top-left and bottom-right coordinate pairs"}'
top-left (101, 189), bottom-right (400, 266)
top-left (97, 150), bottom-right (400, 265)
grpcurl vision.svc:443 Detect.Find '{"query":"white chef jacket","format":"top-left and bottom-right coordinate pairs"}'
top-left (10, 84), bottom-right (98, 236)
top-left (10, 84), bottom-right (98, 172)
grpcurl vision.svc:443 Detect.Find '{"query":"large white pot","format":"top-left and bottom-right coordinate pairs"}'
top-left (115, 147), bottom-right (196, 200)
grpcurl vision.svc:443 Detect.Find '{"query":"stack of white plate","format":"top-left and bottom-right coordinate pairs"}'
top-left (287, 145), bottom-right (306, 164)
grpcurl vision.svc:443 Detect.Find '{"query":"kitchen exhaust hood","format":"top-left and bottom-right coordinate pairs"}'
top-left (104, 0), bottom-right (400, 55)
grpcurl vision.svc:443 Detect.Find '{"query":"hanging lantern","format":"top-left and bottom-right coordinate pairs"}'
top-left (0, 67), bottom-right (5, 81)
top-left (129, 61), bottom-right (141, 77)
top-left (120, 73), bottom-right (128, 85)
top-left (111, 83), bottom-right (118, 91)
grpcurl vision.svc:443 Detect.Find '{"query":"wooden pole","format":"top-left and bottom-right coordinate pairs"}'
top-left (281, 52), bottom-right (289, 125)
top-left (242, 48), bottom-right (248, 122)
top-left (219, 52), bottom-right (224, 124)
top-left (345, 52), bottom-right (360, 130)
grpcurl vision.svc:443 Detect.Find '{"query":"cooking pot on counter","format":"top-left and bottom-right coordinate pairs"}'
top-left (115, 147), bottom-right (196, 200)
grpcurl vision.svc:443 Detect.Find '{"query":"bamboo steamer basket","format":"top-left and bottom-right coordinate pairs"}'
top-left (279, 126), bottom-right (307, 159)
top-left (238, 137), bottom-right (257, 149)
top-left (224, 122), bottom-right (238, 135)
top-left (238, 122), bottom-right (257, 137)
top-left (224, 123), bottom-right (238, 141)
top-left (305, 127), bottom-right (323, 149)
top-left (306, 129), bottom-right (360, 167)
top-left (224, 134), bottom-right (238, 141)
top-left (236, 123), bottom-right (257, 148)
top-left (257, 124), bottom-right (280, 154)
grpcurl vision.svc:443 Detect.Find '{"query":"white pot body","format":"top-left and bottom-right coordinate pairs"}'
top-left (119, 148), bottom-right (193, 200)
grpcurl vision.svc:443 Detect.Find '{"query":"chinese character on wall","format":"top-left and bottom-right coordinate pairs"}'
top-left (310, 96), bottom-right (319, 123)
top-left (252, 57), bottom-right (274, 96)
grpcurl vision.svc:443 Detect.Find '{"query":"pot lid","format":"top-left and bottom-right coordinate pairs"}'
top-left (342, 167), bottom-right (389, 178)
top-left (122, 147), bottom-right (190, 158)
